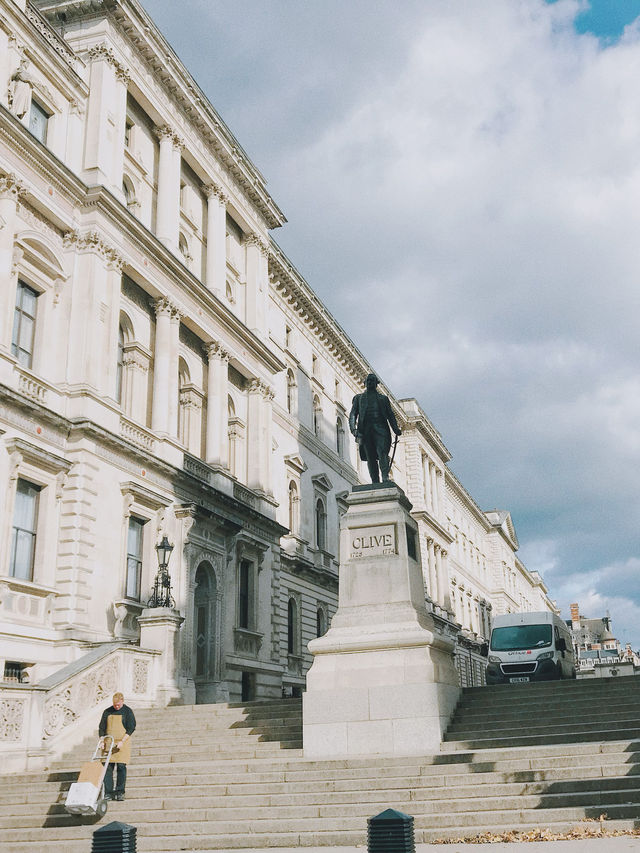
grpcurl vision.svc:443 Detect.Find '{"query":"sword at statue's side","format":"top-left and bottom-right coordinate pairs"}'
top-left (389, 433), bottom-right (399, 476)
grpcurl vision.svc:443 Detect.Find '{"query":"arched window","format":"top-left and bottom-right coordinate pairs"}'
top-left (179, 232), bottom-right (190, 264)
top-left (316, 606), bottom-right (326, 638)
top-left (287, 597), bottom-right (298, 654)
top-left (286, 369), bottom-right (296, 415)
top-left (315, 497), bottom-right (326, 551)
top-left (116, 324), bottom-right (125, 403)
top-left (336, 416), bottom-right (345, 457)
top-left (227, 395), bottom-right (237, 476)
top-left (122, 175), bottom-right (136, 210)
top-left (313, 395), bottom-right (321, 438)
top-left (177, 358), bottom-right (190, 447)
top-left (288, 480), bottom-right (299, 535)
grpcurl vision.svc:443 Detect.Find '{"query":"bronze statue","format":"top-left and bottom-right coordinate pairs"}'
top-left (349, 373), bottom-right (401, 483)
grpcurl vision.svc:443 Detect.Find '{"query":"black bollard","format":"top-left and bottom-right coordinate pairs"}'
top-left (368, 808), bottom-right (415, 853)
top-left (91, 821), bottom-right (137, 852)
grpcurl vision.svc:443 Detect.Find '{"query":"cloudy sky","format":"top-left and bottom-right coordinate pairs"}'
top-left (143, 0), bottom-right (640, 646)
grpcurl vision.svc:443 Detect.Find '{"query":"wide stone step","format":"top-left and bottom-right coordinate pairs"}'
top-left (450, 699), bottom-right (640, 726)
top-left (442, 727), bottom-right (640, 751)
top-left (445, 716), bottom-right (640, 741)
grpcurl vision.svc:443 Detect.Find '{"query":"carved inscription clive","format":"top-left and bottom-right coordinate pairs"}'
top-left (349, 524), bottom-right (396, 559)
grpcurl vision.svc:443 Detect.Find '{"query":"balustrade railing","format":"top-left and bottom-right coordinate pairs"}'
top-left (0, 643), bottom-right (159, 774)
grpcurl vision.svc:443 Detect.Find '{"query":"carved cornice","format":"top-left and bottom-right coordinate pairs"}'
top-left (87, 43), bottom-right (131, 83)
top-left (63, 229), bottom-right (124, 271)
top-left (0, 173), bottom-right (27, 202)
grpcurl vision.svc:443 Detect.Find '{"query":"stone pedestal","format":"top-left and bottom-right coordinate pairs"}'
top-left (303, 484), bottom-right (460, 757)
top-left (138, 607), bottom-right (184, 706)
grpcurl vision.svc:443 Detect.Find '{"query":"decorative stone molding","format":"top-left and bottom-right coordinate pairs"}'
top-left (63, 229), bottom-right (124, 271)
top-left (179, 385), bottom-right (204, 410)
top-left (0, 173), bottom-right (27, 203)
top-left (112, 598), bottom-right (143, 641)
top-left (0, 698), bottom-right (25, 742)
top-left (132, 658), bottom-right (150, 694)
top-left (248, 377), bottom-right (274, 400)
top-left (204, 182), bottom-right (229, 204)
top-left (86, 43), bottom-right (131, 83)
top-left (43, 657), bottom-right (119, 740)
top-left (24, 5), bottom-right (76, 68)
top-left (233, 627), bottom-right (263, 657)
top-left (122, 343), bottom-right (150, 373)
top-left (206, 340), bottom-right (230, 362)
top-left (152, 296), bottom-right (182, 321)
top-left (245, 232), bottom-right (269, 256)
top-left (154, 124), bottom-right (183, 149)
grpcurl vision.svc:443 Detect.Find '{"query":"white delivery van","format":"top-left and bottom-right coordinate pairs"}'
top-left (484, 611), bottom-right (576, 684)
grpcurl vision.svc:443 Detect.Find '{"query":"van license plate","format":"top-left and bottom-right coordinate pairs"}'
top-left (510, 677), bottom-right (530, 683)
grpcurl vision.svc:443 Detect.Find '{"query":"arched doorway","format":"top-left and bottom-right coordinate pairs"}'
top-left (193, 561), bottom-right (218, 704)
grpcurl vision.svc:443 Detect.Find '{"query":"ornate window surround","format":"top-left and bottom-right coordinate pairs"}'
top-left (1, 438), bottom-right (70, 590)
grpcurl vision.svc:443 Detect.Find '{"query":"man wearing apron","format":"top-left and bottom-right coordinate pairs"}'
top-left (98, 692), bottom-right (136, 801)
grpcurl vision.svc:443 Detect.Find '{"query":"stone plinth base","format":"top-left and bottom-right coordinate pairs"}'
top-left (303, 484), bottom-right (459, 758)
top-left (138, 607), bottom-right (184, 706)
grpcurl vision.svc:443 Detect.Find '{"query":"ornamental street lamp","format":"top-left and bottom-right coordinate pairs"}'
top-left (148, 535), bottom-right (175, 608)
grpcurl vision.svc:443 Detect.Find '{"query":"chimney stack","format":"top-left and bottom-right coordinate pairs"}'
top-left (570, 603), bottom-right (580, 630)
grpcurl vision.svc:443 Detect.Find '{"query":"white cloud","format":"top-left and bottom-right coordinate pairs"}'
top-left (144, 0), bottom-right (640, 643)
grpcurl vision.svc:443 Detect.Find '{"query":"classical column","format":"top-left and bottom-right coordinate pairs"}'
top-left (430, 462), bottom-right (439, 517)
top-left (168, 309), bottom-right (181, 438)
top-left (423, 456), bottom-right (433, 514)
top-left (155, 126), bottom-right (182, 251)
top-left (440, 549), bottom-right (452, 613)
top-left (247, 378), bottom-right (274, 494)
top-left (204, 183), bottom-right (227, 295)
top-left (205, 341), bottom-right (229, 467)
top-left (426, 537), bottom-right (438, 603)
top-left (245, 233), bottom-right (269, 335)
top-left (0, 174), bottom-right (24, 352)
top-left (151, 298), bottom-right (174, 434)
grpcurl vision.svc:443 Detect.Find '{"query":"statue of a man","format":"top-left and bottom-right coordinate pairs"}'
top-left (10, 60), bottom-right (33, 120)
top-left (349, 373), bottom-right (401, 484)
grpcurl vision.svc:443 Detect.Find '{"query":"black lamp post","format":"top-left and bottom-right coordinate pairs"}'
top-left (148, 535), bottom-right (175, 608)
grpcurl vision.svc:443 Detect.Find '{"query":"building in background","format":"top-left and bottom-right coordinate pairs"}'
top-left (568, 603), bottom-right (640, 678)
top-left (0, 0), bottom-right (557, 758)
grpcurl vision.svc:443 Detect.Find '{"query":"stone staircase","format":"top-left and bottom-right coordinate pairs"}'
top-left (2, 679), bottom-right (640, 850)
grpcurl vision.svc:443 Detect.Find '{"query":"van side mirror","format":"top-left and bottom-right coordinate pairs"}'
top-left (557, 637), bottom-right (566, 652)
top-left (480, 642), bottom-right (488, 657)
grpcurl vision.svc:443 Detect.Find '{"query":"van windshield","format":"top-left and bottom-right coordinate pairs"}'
top-left (491, 624), bottom-right (552, 651)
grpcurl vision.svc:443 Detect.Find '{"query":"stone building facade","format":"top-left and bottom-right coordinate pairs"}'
top-left (0, 0), bottom-right (556, 717)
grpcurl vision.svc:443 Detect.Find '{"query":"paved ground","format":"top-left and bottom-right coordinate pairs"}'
top-left (228, 842), bottom-right (640, 852)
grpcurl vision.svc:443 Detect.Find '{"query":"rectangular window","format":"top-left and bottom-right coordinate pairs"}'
top-left (10, 479), bottom-right (41, 581)
top-left (238, 560), bottom-right (252, 629)
top-left (12, 281), bottom-right (38, 368)
top-left (28, 100), bottom-right (49, 145)
top-left (126, 517), bottom-right (145, 600)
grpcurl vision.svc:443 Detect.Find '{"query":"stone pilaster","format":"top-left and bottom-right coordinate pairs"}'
top-left (151, 297), bottom-right (180, 435)
top-left (205, 340), bottom-right (229, 467)
top-left (245, 233), bottom-right (269, 335)
top-left (247, 378), bottom-right (274, 494)
top-left (0, 174), bottom-right (26, 353)
top-left (83, 44), bottom-right (131, 191)
top-left (204, 183), bottom-right (228, 295)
